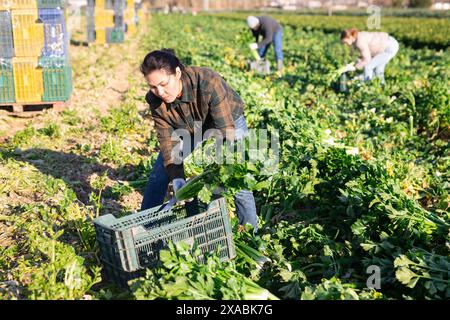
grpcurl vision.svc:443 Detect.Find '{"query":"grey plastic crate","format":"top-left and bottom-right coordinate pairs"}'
top-left (85, 6), bottom-right (95, 29)
top-left (249, 60), bottom-right (271, 75)
top-left (93, 197), bottom-right (236, 288)
top-left (106, 0), bottom-right (126, 12)
top-left (113, 14), bottom-right (124, 28)
top-left (0, 11), bottom-right (14, 58)
top-left (87, 27), bottom-right (95, 42)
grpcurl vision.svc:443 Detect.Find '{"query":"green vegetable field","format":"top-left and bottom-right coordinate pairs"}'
top-left (0, 12), bottom-right (448, 300)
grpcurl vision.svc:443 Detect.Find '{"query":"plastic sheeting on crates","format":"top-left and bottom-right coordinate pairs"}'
top-left (38, 8), bottom-right (68, 57)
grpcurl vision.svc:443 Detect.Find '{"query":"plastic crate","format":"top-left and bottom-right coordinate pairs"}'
top-left (105, 0), bottom-right (125, 12)
top-left (38, 8), bottom-right (68, 57)
top-left (1, 0), bottom-right (37, 9)
top-left (93, 197), bottom-right (236, 288)
top-left (95, 28), bottom-right (105, 44)
top-left (85, 6), bottom-right (95, 29)
top-left (113, 14), bottom-right (123, 28)
top-left (37, 0), bottom-right (67, 8)
top-left (12, 57), bottom-right (43, 103)
top-left (0, 11), bottom-right (14, 58)
top-left (104, 0), bottom-right (113, 9)
top-left (0, 59), bottom-right (15, 103)
top-left (106, 27), bottom-right (124, 43)
top-left (94, 9), bottom-right (114, 28)
top-left (87, 26), bottom-right (95, 42)
top-left (249, 60), bottom-right (271, 75)
top-left (39, 56), bottom-right (72, 101)
top-left (125, 22), bottom-right (135, 34)
top-left (36, 67), bottom-right (43, 96)
top-left (94, 0), bottom-right (105, 8)
top-left (11, 9), bottom-right (44, 57)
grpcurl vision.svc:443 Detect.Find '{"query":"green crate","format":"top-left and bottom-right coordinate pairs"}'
top-left (0, 58), bottom-right (15, 103)
top-left (37, 0), bottom-right (67, 8)
top-left (93, 197), bottom-right (236, 288)
top-left (39, 57), bottom-right (72, 102)
top-left (106, 27), bottom-right (124, 43)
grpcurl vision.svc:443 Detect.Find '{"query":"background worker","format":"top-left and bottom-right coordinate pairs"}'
top-left (247, 15), bottom-right (284, 72)
top-left (341, 28), bottom-right (399, 83)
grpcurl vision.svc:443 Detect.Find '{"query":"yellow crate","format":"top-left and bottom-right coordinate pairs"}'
top-left (11, 9), bottom-right (44, 57)
top-left (13, 57), bottom-right (42, 103)
top-left (95, 9), bottom-right (114, 28)
top-left (95, 0), bottom-right (105, 8)
top-left (138, 11), bottom-right (147, 23)
top-left (124, 8), bottom-right (134, 23)
top-left (126, 23), bottom-right (136, 34)
top-left (36, 67), bottom-right (43, 96)
top-left (95, 28), bottom-right (105, 44)
top-left (126, 0), bottom-right (134, 8)
top-left (0, 0), bottom-right (37, 10)
top-left (0, 0), bottom-right (8, 10)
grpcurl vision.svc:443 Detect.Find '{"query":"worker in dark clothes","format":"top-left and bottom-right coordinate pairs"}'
top-left (247, 15), bottom-right (284, 72)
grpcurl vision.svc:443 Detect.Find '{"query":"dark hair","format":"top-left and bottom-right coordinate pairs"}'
top-left (140, 48), bottom-right (185, 76)
top-left (341, 28), bottom-right (359, 40)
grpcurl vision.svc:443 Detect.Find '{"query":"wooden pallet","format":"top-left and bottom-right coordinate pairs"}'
top-left (0, 100), bottom-right (70, 117)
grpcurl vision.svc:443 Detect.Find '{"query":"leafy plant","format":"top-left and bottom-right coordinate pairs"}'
top-left (130, 242), bottom-right (279, 300)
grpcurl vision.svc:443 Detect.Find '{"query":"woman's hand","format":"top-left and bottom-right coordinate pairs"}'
top-left (159, 178), bottom-right (186, 211)
top-left (172, 178), bottom-right (186, 193)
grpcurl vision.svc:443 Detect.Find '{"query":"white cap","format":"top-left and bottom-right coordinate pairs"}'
top-left (246, 16), bottom-right (259, 29)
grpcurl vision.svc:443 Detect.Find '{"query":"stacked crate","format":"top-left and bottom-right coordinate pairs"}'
top-left (38, 1), bottom-right (72, 102)
top-left (123, 0), bottom-right (135, 35)
top-left (0, 0), bottom-right (71, 106)
top-left (1, 1), bottom-right (44, 103)
top-left (109, 0), bottom-right (125, 43)
top-left (0, 9), bottom-right (15, 103)
top-left (87, 0), bottom-right (125, 44)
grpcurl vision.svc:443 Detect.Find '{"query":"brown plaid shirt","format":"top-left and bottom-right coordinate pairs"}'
top-left (146, 66), bottom-right (245, 180)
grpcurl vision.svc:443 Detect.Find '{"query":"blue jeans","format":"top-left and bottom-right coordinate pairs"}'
top-left (363, 36), bottom-right (399, 83)
top-left (258, 28), bottom-right (283, 62)
top-left (141, 116), bottom-right (258, 232)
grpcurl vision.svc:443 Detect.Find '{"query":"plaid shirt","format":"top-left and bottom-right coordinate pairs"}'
top-left (146, 66), bottom-right (244, 180)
